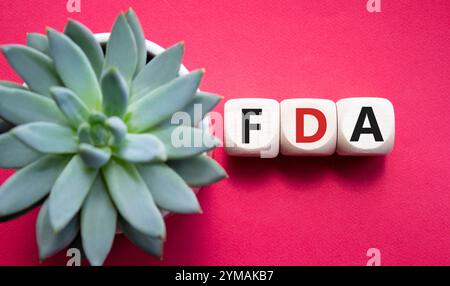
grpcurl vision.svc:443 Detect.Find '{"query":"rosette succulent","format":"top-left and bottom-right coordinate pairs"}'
top-left (0, 8), bottom-right (226, 265)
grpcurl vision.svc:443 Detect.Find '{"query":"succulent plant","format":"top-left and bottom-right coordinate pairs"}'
top-left (0, 8), bottom-right (226, 265)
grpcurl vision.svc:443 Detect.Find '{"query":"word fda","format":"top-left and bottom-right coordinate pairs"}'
top-left (224, 98), bottom-right (395, 158)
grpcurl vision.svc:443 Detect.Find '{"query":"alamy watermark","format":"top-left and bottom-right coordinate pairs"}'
top-left (366, 0), bottom-right (381, 13)
top-left (67, 0), bottom-right (81, 13)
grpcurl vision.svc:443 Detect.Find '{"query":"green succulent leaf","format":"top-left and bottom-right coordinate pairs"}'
top-left (105, 117), bottom-right (127, 145)
top-left (0, 86), bottom-right (67, 125)
top-left (101, 68), bottom-right (128, 117)
top-left (127, 70), bottom-right (203, 132)
top-left (168, 92), bottom-right (222, 127)
top-left (77, 123), bottom-right (92, 144)
top-left (138, 163), bottom-right (201, 213)
top-left (81, 176), bottom-right (117, 266)
top-left (0, 80), bottom-right (27, 90)
top-left (48, 29), bottom-right (102, 110)
top-left (12, 122), bottom-right (77, 154)
top-left (150, 126), bottom-right (220, 160)
top-left (131, 42), bottom-right (184, 102)
top-left (0, 132), bottom-right (43, 169)
top-left (125, 8), bottom-right (146, 76)
top-left (50, 87), bottom-right (90, 128)
top-left (115, 134), bottom-right (166, 163)
top-left (49, 155), bottom-right (98, 232)
top-left (37, 201), bottom-right (79, 260)
top-left (102, 160), bottom-right (165, 238)
top-left (65, 19), bottom-right (105, 79)
top-left (79, 143), bottom-right (111, 168)
top-left (104, 13), bottom-right (137, 84)
top-left (168, 155), bottom-right (227, 187)
top-left (26, 33), bottom-right (49, 56)
top-left (0, 155), bottom-right (69, 218)
top-left (0, 198), bottom-right (45, 223)
top-left (1, 45), bottom-right (62, 96)
top-left (119, 217), bottom-right (163, 258)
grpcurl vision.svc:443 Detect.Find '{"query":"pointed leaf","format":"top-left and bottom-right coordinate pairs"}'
top-left (104, 13), bottom-right (137, 84)
top-left (65, 19), bottom-right (104, 78)
top-left (26, 33), bottom-right (49, 56)
top-left (101, 68), bottom-right (128, 117)
top-left (0, 80), bottom-right (26, 90)
top-left (12, 122), bottom-right (77, 154)
top-left (50, 87), bottom-right (90, 128)
top-left (120, 217), bottom-right (163, 258)
top-left (37, 201), bottom-right (79, 260)
top-left (125, 8), bottom-right (146, 76)
top-left (0, 155), bottom-right (69, 218)
top-left (168, 155), bottom-right (227, 187)
top-left (2, 45), bottom-right (62, 96)
top-left (138, 163), bottom-right (201, 213)
top-left (49, 155), bottom-right (98, 232)
top-left (81, 176), bottom-right (117, 266)
top-left (115, 134), bottom-right (166, 163)
top-left (131, 43), bottom-right (184, 102)
top-left (48, 29), bottom-right (102, 110)
top-left (127, 70), bottom-right (203, 132)
top-left (0, 132), bottom-right (43, 168)
top-left (150, 126), bottom-right (220, 160)
top-left (79, 143), bottom-right (111, 168)
top-left (178, 92), bottom-right (222, 126)
top-left (102, 160), bottom-right (165, 238)
top-left (0, 86), bottom-right (67, 125)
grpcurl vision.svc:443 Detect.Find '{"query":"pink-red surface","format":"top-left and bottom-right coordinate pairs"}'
top-left (0, 0), bottom-right (449, 266)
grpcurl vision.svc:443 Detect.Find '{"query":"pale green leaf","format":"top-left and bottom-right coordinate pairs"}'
top-left (79, 143), bottom-right (111, 168)
top-left (49, 155), bottom-right (98, 232)
top-left (105, 116), bottom-right (127, 145)
top-left (102, 160), bottom-right (165, 238)
top-left (1, 45), bottom-right (62, 96)
top-left (168, 155), bottom-right (227, 187)
top-left (48, 29), bottom-right (102, 110)
top-left (138, 163), bottom-right (201, 213)
top-left (26, 33), bottom-right (49, 56)
top-left (150, 126), bottom-right (220, 160)
top-left (65, 19), bottom-right (104, 78)
top-left (101, 68), bottom-right (128, 117)
top-left (0, 80), bottom-right (26, 90)
top-left (168, 92), bottom-right (222, 127)
top-left (0, 86), bottom-right (67, 125)
top-left (104, 13), bottom-right (137, 84)
top-left (50, 87), bottom-right (90, 128)
top-left (37, 201), bottom-right (79, 260)
top-left (115, 134), bottom-right (166, 163)
top-left (131, 42), bottom-right (184, 102)
top-left (81, 176), bottom-right (117, 266)
top-left (12, 122), bottom-right (77, 154)
top-left (119, 217), bottom-right (163, 258)
top-left (127, 70), bottom-right (203, 132)
top-left (0, 155), bottom-right (69, 218)
top-left (125, 8), bottom-right (146, 76)
top-left (0, 132), bottom-right (43, 168)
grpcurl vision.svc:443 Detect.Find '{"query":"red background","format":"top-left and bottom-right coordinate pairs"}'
top-left (1, 0), bottom-right (450, 266)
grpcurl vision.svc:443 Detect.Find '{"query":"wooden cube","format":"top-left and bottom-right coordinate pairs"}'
top-left (225, 98), bottom-right (280, 158)
top-left (280, 99), bottom-right (337, 156)
top-left (336, 97), bottom-right (395, 156)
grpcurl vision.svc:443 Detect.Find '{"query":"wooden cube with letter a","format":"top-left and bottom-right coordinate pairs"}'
top-left (336, 97), bottom-right (395, 156)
